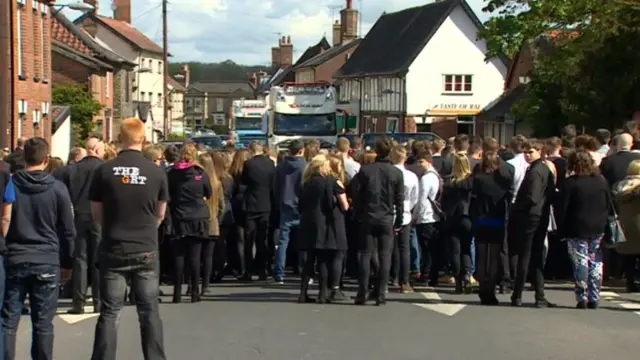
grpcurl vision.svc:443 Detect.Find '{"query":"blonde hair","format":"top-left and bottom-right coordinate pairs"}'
top-left (119, 117), bottom-right (145, 145)
top-left (45, 157), bottom-right (64, 173)
top-left (199, 153), bottom-right (224, 232)
top-left (302, 154), bottom-right (330, 183)
top-left (210, 151), bottom-right (232, 181)
top-left (628, 159), bottom-right (640, 176)
top-left (142, 145), bottom-right (164, 162)
top-left (389, 145), bottom-right (407, 165)
top-left (451, 153), bottom-right (471, 182)
top-left (229, 148), bottom-right (251, 177)
top-left (179, 143), bottom-right (199, 163)
top-left (103, 143), bottom-right (117, 160)
top-left (328, 153), bottom-right (346, 184)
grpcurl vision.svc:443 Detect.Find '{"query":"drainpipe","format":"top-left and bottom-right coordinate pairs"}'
top-left (0, 0), bottom-right (11, 148)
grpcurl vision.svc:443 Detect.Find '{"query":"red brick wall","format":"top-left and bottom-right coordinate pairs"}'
top-left (52, 51), bottom-right (92, 85)
top-left (431, 117), bottom-right (457, 140)
top-left (10, 0), bottom-right (52, 147)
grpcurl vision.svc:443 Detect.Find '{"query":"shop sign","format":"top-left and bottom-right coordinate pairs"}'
top-left (431, 103), bottom-right (481, 111)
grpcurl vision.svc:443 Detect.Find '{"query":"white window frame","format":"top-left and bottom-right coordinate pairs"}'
top-left (443, 74), bottom-right (473, 94)
top-left (41, 10), bottom-right (47, 80)
top-left (105, 73), bottom-right (110, 98)
top-left (215, 98), bottom-right (223, 112)
top-left (17, 1), bottom-right (25, 77)
top-left (140, 92), bottom-right (146, 101)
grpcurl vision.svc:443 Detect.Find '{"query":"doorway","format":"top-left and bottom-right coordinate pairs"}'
top-left (456, 116), bottom-right (475, 135)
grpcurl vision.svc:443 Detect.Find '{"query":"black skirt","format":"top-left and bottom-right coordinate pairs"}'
top-left (172, 219), bottom-right (210, 240)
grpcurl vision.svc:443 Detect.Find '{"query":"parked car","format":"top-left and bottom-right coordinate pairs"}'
top-left (191, 135), bottom-right (224, 150)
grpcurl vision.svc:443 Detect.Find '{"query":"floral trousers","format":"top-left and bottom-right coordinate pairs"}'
top-left (566, 234), bottom-right (604, 303)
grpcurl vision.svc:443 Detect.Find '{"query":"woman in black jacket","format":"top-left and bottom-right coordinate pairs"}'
top-left (556, 150), bottom-right (610, 309)
top-left (167, 143), bottom-right (212, 303)
top-left (441, 153), bottom-right (474, 293)
top-left (298, 155), bottom-right (349, 303)
top-left (229, 149), bottom-right (251, 278)
top-left (470, 151), bottom-right (514, 305)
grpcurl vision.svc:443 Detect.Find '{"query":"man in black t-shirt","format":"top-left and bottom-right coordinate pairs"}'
top-left (89, 118), bottom-right (168, 360)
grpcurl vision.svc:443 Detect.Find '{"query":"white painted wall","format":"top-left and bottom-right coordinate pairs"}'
top-left (82, 22), bottom-right (165, 142)
top-left (405, 5), bottom-right (507, 117)
top-left (51, 116), bottom-right (71, 161)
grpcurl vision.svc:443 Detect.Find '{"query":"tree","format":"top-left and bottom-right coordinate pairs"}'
top-left (52, 84), bottom-right (104, 141)
top-left (167, 60), bottom-right (267, 82)
top-left (479, 0), bottom-right (640, 135)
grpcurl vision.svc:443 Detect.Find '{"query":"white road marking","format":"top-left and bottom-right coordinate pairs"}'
top-left (55, 305), bottom-right (99, 324)
top-left (411, 292), bottom-right (466, 316)
top-left (601, 291), bottom-right (640, 316)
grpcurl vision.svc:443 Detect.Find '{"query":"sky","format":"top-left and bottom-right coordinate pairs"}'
top-left (66, 0), bottom-right (493, 65)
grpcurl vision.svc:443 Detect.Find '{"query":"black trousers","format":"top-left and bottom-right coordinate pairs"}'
top-left (474, 227), bottom-right (504, 299)
top-left (301, 249), bottom-right (343, 298)
top-left (391, 225), bottom-right (412, 285)
top-left (447, 217), bottom-right (472, 278)
top-left (510, 215), bottom-right (548, 301)
top-left (358, 222), bottom-right (394, 297)
top-left (416, 222), bottom-right (442, 283)
top-left (213, 227), bottom-right (229, 278)
top-left (244, 213), bottom-right (270, 276)
top-left (173, 237), bottom-right (213, 300)
top-left (71, 216), bottom-right (101, 308)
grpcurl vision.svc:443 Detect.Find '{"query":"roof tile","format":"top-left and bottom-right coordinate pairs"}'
top-left (97, 15), bottom-right (163, 54)
top-left (52, 16), bottom-right (94, 56)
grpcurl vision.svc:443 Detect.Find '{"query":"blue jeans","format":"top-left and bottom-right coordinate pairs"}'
top-left (2, 262), bottom-right (59, 360)
top-left (91, 251), bottom-right (166, 360)
top-left (410, 227), bottom-right (421, 273)
top-left (273, 209), bottom-right (300, 281)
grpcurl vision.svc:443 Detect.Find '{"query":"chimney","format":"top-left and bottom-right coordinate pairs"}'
top-left (271, 44), bottom-right (281, 68)
top-left (181, 64), bottom-right (190, 88)
top-left (113, 0), bottom-right (132, 24)
top-left (332, 20), bottom-right (341, 46)
top-left (340, 0), bottom-right (358, 43)
top-left (250, 73), bottom-right (258, 89)
top-left (279, 35), bottom-right (293, 67)
top-left (83, 1), bottom-right (99, 36)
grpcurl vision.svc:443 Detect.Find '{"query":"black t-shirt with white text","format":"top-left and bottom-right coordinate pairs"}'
top-left (89, 149), bottom-right (169, 255)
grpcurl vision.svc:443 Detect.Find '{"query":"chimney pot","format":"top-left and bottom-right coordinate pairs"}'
top-left (346, 0), bottom-right (352, 9)
top-left (286, 35), bottom-right (291, 44)
top-left (281, 36), bottom-right (286, 44)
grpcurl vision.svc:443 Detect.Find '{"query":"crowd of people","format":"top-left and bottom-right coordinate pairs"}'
top-left (0, 117), bottom-right (639, 359)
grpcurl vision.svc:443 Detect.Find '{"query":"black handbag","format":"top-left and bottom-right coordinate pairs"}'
top-left (603, 193), bottom-right (627, 249)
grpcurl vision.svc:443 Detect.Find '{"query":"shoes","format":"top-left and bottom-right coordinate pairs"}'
top-left (400, 283), bottom-right (414, 294)
top-left (587, 301), bottom-right (598, 309)
top-left (66, 306), bottom-right (85, 315)
top-left (576, 301), bottom-right (587, 309)
top-left (329, 289), bottom-right (347, 301)
top-left (534, 299), bottom-right (557, 308)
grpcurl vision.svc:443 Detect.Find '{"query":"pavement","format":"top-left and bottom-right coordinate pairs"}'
top-left (14, 280), bottom-right (640, 360)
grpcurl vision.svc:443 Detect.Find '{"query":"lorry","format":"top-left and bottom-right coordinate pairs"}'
top-left (265, 82), bottom-right (338, 151)
top-left (230, 99), bottom-right (268, 147)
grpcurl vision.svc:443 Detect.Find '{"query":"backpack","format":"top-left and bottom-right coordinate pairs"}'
top-left (425, 169), bottom-right (445, 220)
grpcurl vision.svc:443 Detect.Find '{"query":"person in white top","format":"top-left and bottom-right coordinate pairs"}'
top-left (336, 137), bottom-right (361, 181)
top-left (414, 151), bottom-right (442, 285)
top-left (506, 135), bottom-right (529, 201)
top-left (389, 145), bottom-right (418, 293)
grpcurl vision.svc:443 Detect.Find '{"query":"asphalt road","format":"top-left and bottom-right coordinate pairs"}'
top-left (14, 280), bottom-right (640, 360)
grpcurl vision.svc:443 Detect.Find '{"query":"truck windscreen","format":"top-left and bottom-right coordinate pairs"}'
top-left (273, 113), bottom-right (336, 136)
top-left (235, 117), bottom-right (263, 130)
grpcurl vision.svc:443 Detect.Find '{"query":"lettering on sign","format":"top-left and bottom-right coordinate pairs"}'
top-left (432, 104), bottom-right (481, 110)
top-left (113, 166), bottom-right (147, 185)
top-left (296, 103), bottom-right (323, 108)
top-left (284, 86), bottom-right (328, 95)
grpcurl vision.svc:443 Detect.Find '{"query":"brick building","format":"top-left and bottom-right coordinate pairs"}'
top-left (0, 0), bottom-right (55, 148)
top-left (51, 10), bottom-right (135, 141)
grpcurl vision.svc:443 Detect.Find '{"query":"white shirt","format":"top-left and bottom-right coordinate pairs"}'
top-left (415, 169), bottom-right (441, 224)
top-left (507, 153), bottom-right (529, 203)
top-left (394, 164), bottom-right (419, 226)
top-left (344, 156), bottom-right (361, 182)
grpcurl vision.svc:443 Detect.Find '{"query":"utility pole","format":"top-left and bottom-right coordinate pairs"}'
top-left (162, 0), bottom-right (170, 138)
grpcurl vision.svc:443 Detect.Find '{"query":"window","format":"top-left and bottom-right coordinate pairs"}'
top-left (443, 75), bottom-right (473, 93)
top-left (158, 93), bottom-right (162, 106)
top-left (215, 98), bottom-right (223, 112)
top-left (105, 73), bottom-right (110, 98)
top-left (149, 93), bottom-right (153, 104)
top-left (41, 4), bottom-right (47, 81)
top-left (17, 1), bottom-right (25, 78)
top-left (32, 6), bottom-right (39, 79)
top-left (158, 61), bottom-right (162, 74)
top-left (140, 92), bottom-right (146, 101)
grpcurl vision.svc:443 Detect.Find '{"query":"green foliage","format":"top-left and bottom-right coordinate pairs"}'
top-left (167, 60), bottom-right (267, 82)
top-left (165, 132), bottom-right (187, 140)
top-left (52, 84), bottom-right (104, 141)
top-left (479, 0), bottom-right (640, 136)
